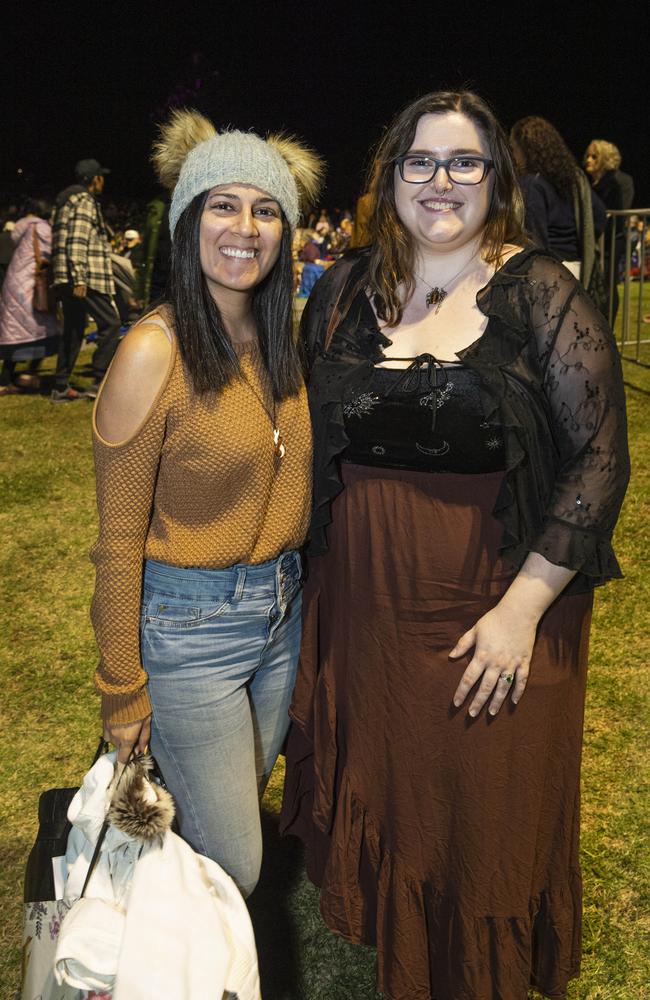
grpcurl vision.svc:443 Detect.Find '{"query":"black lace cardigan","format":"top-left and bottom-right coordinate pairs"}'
top-left (301, 248), bottom-right (630, 594)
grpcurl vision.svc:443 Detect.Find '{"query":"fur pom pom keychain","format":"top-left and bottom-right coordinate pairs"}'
top-left (107, 753), bottom-right (175, 845)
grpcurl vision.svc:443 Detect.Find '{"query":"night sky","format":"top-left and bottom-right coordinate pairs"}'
top-left (4, 0), bottom-right (648, 210)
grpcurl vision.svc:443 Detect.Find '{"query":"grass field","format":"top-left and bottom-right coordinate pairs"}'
top-left (1, 320), bottom-right (649, 999)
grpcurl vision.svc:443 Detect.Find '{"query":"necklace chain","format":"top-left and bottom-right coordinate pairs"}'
top-left (414, 252), bottom-right (478, 313)
top-left (241, 372), bottom-right (286, 460)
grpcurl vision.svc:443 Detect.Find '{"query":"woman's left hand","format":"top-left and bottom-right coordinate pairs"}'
top-left (449, 601), bottom-right (539, 716)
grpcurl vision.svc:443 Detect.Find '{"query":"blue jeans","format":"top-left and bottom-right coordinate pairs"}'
top-left (141, 551), bottom-right (302, 896)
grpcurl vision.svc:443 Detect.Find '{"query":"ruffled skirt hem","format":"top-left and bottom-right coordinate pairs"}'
top-left (282, 728), bottom-right (582, 1000)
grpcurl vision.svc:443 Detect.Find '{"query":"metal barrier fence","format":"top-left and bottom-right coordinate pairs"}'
top-left (599, 208), bottom-right (650, 366)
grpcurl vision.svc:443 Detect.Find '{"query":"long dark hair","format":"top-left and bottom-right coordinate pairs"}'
top-left (366, 90), bottom-right (526, 326)
top-left (511, 116), bottom-right (579, 199)
top-left (168, 191), bottom-right (302, 400)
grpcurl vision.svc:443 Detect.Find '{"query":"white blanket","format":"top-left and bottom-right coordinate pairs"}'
top-left (53, 751), bottom-right (260, 1000)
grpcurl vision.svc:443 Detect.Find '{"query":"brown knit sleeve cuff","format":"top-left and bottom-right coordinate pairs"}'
top-left (101, 686), bottom-right (152, 728)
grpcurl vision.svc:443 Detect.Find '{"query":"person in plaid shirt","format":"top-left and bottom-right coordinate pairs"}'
top-left (51, 158), bottom-right (121, 401)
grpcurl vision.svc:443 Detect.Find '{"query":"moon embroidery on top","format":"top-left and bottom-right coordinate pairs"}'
top-left (416, 440), bottom-right (450, 456)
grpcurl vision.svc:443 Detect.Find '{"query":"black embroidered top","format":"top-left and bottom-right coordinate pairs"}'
top-left (342, 360), bottom-right (505, 473)
top-left (301, 248), bottom-right (630, 592)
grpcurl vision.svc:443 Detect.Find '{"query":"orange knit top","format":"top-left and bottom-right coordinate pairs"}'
top-left (91, 324), bottom-right (312, 727)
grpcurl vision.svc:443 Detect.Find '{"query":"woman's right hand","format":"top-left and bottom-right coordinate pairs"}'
top-left (103, 717), bottom-right (151, 763)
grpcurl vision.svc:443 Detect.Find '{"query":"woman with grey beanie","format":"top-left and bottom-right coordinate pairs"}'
top-left (89, 109), bottom-right (323, 895)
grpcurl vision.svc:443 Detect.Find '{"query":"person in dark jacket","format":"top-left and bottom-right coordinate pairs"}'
top-left (281, 90), bottom-right (629, 1000)
top-left (510, 116), bottom-right (605, 287)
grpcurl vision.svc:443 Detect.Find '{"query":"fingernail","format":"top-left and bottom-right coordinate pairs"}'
top-left (489, 708), bottom-right (497, 716)
top-left (469, 708), bottom-right (477, 718)
top-left (512, 698), bottom-right (519, 705)
top-left (453, 699), bottom-right (461, 708)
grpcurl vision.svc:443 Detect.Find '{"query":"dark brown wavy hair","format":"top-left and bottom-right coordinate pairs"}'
top-left (366, 90), bottom-right (525, 326)
top-left (511, 116), bottom-right (580, 199)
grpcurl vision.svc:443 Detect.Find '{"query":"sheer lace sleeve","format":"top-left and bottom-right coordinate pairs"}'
top-left (527, 256), bottom-right (630, 577)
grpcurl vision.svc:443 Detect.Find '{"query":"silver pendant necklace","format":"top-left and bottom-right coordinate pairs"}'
top-left (415, 252), bottom-right (478, 313)
top-left (241, 374), bottom-right (286, 460)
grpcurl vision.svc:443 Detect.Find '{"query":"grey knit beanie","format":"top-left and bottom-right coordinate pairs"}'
top-left (153, 110), bottom-right (324, 240)
top-left (169, 131), bottom-right (299, 237)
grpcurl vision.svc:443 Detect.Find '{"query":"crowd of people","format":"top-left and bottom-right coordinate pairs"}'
top-left (1, 119), bottom-right (640, 403)
top-left (10, 95), bottom-right (633, 1000)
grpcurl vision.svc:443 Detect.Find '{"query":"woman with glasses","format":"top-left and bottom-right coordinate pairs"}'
top-left (281, 91), bottom-right (629, 1000)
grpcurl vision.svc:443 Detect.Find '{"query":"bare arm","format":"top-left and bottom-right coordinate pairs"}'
top-left (92, 318), bottom-right (173, 761)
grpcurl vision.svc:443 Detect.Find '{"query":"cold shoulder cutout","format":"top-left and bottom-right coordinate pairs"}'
top-left (94, 319), bottom-right (175, 447)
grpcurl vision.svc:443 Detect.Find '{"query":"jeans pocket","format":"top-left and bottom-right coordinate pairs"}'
top-left (217, 595), bottom-right (277, 619)
top-left (144, 593), bottom-right (230, 629)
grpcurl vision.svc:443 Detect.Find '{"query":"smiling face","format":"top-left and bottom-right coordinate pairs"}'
top-left (199, 184), bottom-right (284, 304)
top-left (394, 111), bottom-right (494, 258)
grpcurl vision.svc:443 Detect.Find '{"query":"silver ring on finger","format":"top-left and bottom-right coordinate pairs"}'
top-left (500, 672), bottom-right (514, 685)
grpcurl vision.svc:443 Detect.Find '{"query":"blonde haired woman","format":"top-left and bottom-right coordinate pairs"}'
top-left (584, 139), bottom-right (634, 210)
top-left (584, 138), bottom-right (634, 318)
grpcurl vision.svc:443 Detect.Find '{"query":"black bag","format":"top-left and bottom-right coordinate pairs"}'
top-left (23, 737), bottom-right (109, 904)
top-left (22, 738), bottom-right (111, 999)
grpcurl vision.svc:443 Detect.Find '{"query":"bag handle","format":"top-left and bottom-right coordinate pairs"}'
top-left (79, 817), bottom-right (110, 898)
top-left (32, 225), bottom-right (43, 271)
top-left (91, 736), bottom-right (110, 765)
top-left (79, 743), bottom-right (168, 897)
top-left (31, 223), bottom-right (45, 270)
top-left (78, 737), bottom-right (111, 898)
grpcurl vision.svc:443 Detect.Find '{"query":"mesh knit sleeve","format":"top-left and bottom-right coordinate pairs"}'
top-left (528, 256), bottom-right (630, 576)
top-left (90, 387), bottom-right (169, 726)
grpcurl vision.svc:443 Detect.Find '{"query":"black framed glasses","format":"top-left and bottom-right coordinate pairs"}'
top-left (395, 154), bottom-right (494, 186)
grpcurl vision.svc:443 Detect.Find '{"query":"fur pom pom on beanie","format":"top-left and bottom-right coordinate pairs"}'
top-left (152, 109), bottom-right (324, 237)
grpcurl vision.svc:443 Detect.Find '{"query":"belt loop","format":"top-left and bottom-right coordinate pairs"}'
top-left (233, 565), bottom-right (246, 601)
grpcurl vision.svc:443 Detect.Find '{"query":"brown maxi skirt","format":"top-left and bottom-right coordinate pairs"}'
top-left (281, 463), bottom-right (593, 1000)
